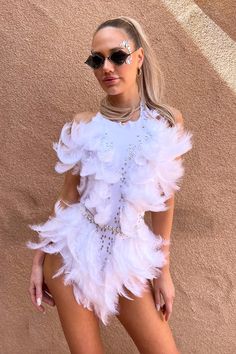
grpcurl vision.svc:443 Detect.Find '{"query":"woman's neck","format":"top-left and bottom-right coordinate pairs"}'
top-left (107, 89), bottom-right (141, 109)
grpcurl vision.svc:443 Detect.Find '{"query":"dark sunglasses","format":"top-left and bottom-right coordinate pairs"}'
top-left (84, 48), bottom-right (139, 69)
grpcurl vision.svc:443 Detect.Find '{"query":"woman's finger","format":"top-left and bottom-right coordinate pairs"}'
top-left (28, 282), bottom-right (45, 313)
top-left (35, 283), bottom-right (46, 314)
top-left (163, 297), bottom-right (173, 321)
top-left (42, 291), bottom-right (56, 306)
top-left (42, 281), bottom-right (51, 293)
top-left (42, 280), bottom-right (55, 306)
top-left (42, 282), bottom-right (54, 298)
top-left (154, 288), bottom-right (161, 311)
top-left (28, 282), bottom-right (37, 307)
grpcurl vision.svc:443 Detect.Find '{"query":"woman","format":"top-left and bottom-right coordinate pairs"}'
top-left (26, 16), bottom-right (192, 354)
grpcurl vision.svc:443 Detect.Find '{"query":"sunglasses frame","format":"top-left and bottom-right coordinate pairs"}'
top-left (84, 47), bottom-right (140, 69)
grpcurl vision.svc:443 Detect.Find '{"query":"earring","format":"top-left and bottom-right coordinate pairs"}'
top-left (137, 67), bottom-right (142, 77)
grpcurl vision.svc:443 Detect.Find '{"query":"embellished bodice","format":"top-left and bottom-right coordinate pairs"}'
top-left (53, 104), bottom-right (193, 237)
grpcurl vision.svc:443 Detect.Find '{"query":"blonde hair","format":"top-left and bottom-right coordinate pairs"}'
top-left (93, 16), bottom-right (176, 127)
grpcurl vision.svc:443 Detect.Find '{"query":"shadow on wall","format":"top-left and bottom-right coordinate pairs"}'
top-left (195, 0), bottom-right (236, 41)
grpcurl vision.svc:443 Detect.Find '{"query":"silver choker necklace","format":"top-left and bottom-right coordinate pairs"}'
top-left (99, 96), bottom-right (144, 124)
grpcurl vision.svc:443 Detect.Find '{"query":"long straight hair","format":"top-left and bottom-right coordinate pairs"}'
top-left (94, 16), bottom-right (176, 127)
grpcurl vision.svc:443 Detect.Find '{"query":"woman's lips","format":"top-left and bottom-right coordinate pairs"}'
top-left (103, 78), bottom-right (119, 85)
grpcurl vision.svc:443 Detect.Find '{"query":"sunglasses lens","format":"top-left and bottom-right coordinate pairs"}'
top-left (92, 54), bottom-right (104, 68)
top-left (85, 54), bottom-right (103, 69)
top-left (111, 51), bottom-right (128, 65)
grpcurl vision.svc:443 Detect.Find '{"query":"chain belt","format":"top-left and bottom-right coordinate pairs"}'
top-left (79, 203), bottom-right (123, 235)
top-left (58, 199), bottom-right (144, 237)
top-left (79, 203), bottom-right (144, 237)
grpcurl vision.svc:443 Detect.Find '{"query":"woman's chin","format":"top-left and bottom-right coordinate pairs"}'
top-left (103, 87), bottom-right (123, 95)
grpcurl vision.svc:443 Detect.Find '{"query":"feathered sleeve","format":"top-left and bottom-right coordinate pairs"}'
top-left (52, 118), bottom-right (82, 175)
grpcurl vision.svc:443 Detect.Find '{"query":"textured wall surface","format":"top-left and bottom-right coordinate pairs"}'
top-left (1, 1), bottom-right (235, 353)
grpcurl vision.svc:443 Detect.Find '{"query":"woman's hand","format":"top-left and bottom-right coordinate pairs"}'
top-left (153, 268), bottom-right (175, 321)
top-left (28, 262), bottom-right (55, 314)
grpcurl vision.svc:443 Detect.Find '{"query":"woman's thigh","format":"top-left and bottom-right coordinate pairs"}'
top-left (116, 280), bottom-right (180, 354)
top-left (43, 253), bottom-right (105, 354)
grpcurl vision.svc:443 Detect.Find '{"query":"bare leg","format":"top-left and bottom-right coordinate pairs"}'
top-left (116, 280), bottom-right (180, 354)
top-left (43, 253), bottom-right (105, 354)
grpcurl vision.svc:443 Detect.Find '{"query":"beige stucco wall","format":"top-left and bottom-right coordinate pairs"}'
top-left (1, 1), bottom-right (235, 353)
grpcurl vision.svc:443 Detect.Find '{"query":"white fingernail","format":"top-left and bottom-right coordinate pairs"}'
top-left (156, 304), bottom-right (160, 311)
top-left (37, 297), bottom-right (42, 306)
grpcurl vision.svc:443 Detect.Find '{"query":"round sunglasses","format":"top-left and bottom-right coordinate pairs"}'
top-left (84, 48), bottom-right (140, 69)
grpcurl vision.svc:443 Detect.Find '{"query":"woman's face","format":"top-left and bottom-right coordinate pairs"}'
top-left (90, 26), bottom-right (144, 96)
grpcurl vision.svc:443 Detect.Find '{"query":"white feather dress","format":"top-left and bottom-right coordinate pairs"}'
top-left (26, 103), bottom-right (193, 325)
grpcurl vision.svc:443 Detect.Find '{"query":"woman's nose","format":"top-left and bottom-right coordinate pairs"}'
top-left (102, 57), bottom-right (115, 71)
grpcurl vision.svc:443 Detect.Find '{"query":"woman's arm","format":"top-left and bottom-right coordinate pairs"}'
top-left (151, 108), bottom-right (185, 321)
top-left (151, 107), bottom-right (184, 268)
top-left (151, 106), bottom-right (184, 262)
top-left (151, 195), bottom-right (175, 271)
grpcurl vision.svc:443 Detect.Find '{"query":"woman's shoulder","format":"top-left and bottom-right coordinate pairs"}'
top-left (73, 111), bottom-right (98, 124)
top-left (163, 105), bottom-right (184, 126)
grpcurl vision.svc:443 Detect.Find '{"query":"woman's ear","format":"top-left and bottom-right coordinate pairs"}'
top-left (137, 47), bottom-right (144, 66)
